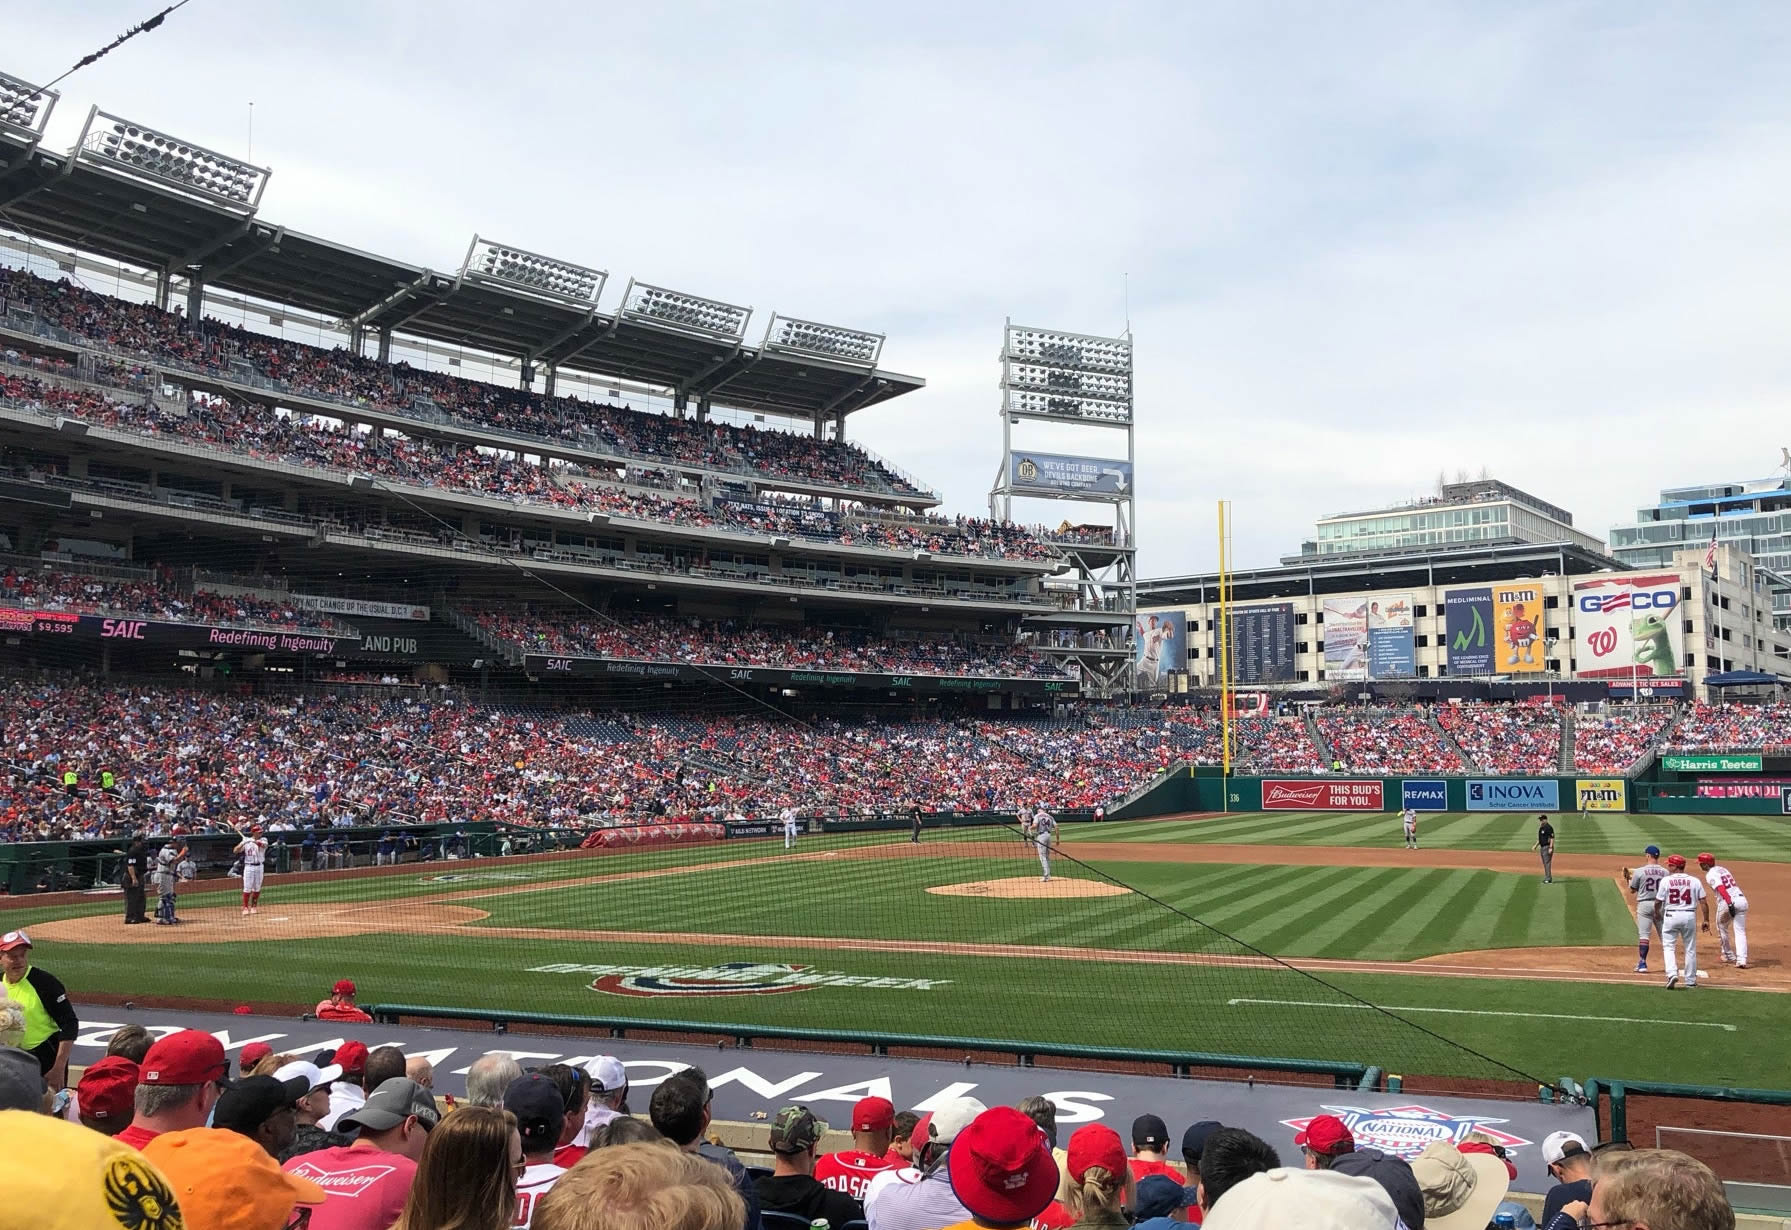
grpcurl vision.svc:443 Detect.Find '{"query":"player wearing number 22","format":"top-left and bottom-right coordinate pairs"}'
top-left (234, 825), bottom-right (268, 917)
top-left (1697, 853), bottom-right (1749, 969)
top-left (1657, 854), bottom-right (1709, 990)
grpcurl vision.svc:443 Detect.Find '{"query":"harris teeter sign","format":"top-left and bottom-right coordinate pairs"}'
top-left (1663, 753), bottom-right (1764, 773)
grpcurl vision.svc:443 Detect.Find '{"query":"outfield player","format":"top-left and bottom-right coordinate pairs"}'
top-left (1658, 854), bottom-right (1706, 989)
top-left (1697, 853), bottom-right (1749, 968)
top-left (1030, 805), bottom-right (1057, 882)
top-left (234, 824), bottom-right (269, 916)
top-left (781, 806), bottom-right (800, 851)
top-left (1401, 807), bottom-right (1418, 850)
top-left (1625, 845), bottom-right (1666, 972)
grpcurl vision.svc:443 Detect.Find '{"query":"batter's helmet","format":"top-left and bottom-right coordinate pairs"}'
top-left (1666, 854), bottom-right (1687, 869)
top-left (1696, 852), bottom-right (1715, 867)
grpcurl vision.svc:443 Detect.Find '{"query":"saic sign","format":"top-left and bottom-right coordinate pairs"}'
top-left (101, 619), bottom-right (149, 639)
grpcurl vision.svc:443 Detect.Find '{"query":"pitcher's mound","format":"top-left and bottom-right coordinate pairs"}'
top-left (927, 877), bottom-right (1130, 899)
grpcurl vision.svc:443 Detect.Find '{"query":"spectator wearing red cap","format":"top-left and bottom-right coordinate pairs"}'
top-left (1295, 1115), bottom-right (1356, 1171)
top-left (937, 1106), bottom-right (1061, 1230)
top-left (816, 1095), bottom-right (899, 1199)
top-left (318, 979), bottom-right (374, 1023)
top-left (239, 1040), bottom-right (275, 1077)
top-left (320, 1040), bottom-right (372, 1132)
top-left (115, 1028), bottom-right (230, 1151)
top-left (1064, 1124), bottom-right (1130, 1229)
top-left (76, 1055), bottom-right (141, 1135)
top-left (0, 929), bottom-right (78, 1090)
top-left (863, 1096), bottom-right (985, 1230)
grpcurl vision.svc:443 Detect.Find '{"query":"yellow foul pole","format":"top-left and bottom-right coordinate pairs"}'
top-left (1217, 500), bottom-right (1233, 791)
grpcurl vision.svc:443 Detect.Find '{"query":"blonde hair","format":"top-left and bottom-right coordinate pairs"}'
top-left (249, 1053), bottom-right (298, 1078)
top-left (535, 1141), bottom-right (744, 1230)
top-left (1592, 1149), bottom-right (1733, 1230)
top-left (1064, 1165), bottom-right (1128, 1226)
top-left (393, 1106), bottom-right (519, 1230)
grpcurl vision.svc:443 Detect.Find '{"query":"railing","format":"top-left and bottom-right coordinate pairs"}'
top-left (1584, 1077), bottom-right (1791, 1145)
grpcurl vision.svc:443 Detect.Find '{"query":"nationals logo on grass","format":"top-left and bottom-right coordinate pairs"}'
top-left (1282, 1104), bottom-right (1530, 1159)
top-left (1261, 779), bottom-right (1384, 811)
top-left (528, 961), bottom-right (952, 998)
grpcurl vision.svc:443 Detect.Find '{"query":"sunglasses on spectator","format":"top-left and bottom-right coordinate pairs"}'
top-left (285, 1210), bottom-right (312, 1230)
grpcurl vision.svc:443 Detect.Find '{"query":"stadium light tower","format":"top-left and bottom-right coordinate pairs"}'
top-left (761, 313), bottom-right (884, 367)
top-left (459, 235), bottom-right (607, 307)
top-left (73, 106), bottom-right (270, 211)
top-left (0, 69), bottom-right (57, 148)
top-left (618, 278), bottom-right (751, 341)
top-left (990, 321), bottom-right (1138, 697)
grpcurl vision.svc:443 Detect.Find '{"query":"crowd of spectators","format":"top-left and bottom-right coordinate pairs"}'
top-left (0, 560), bottom-right (347, 634)
top-left (1436, 703), bottom-right (1563, 775)
top-left (3, 1002), bottom-right (1737, 1230)
top-left (1666, 702), bottom-right (1791, 751)
top-left (469, 608), bottom-right (1067, 678)
top-left (1314, 709), bottom-right (1466, 774)
top-left (1573, 707), bottom-right (1675, 774)
top-left (0, 368), bottom-right (1058, 565)
top-left (1, 266), bottom-right (930, 496)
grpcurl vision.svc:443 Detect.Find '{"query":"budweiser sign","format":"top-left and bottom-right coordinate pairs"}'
top-left (1261, 779), bottom-right (1385, 811)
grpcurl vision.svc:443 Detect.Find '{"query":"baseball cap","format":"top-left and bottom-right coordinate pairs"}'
top-left (0, 1046), bottom-right (46, 1112)
top-left (1666, 853), bottom-right (1686, 869)
top-left (238, 1042), bottom-right (274, 1071)
top-left (1066, 1123), bottom-right (1127, 1183)
top-left (1331, 1148), bottom-right (1424, 1230)
top-left (339, 1077), bottom-right (439, 1134)
top-left (145, 1127), bottom-right (327, 1230)
top-left (0, 1107), bottom-right (186, 1230)
top-left (1132, 1112), bottom-right (1170, 1149)
top-left (275, 1059), bottom-right (341, 1092)
top-left (1697, 852), bottom-right (1716, 866)
top-left (141, 1029), bottom-right (229, 1087)
top-left (213, 1075), bottom-right (310, 1137)
top-left (929, 1095), bottom-right (987, 1146)
top-left (505, 1074), bottom-right (568, 1147)
top-left (1294, 1114), bottom-right (1355, 1156)
top-left (852, 1095), bottom-right (896, 1133)
top-left (768, 1105), bottom-right (828, 1155)
top-left (1133, 1173), bottom-right (1198, 1220)
top-left (1410, 1140), bottom-right (1509, 1230)
top-left (1643, 845), bottom-right (1661, 857)
top-left (76, 1057), bottom-right (141, 1124)
top-left (332, 1039), bottom-right (369, 1077)
top-left (331, 979), bottom-right (358, 996)
top-left (585, 1055), bottom-right (627, 1093)
top-left (910, 1112), bottom-right (935, 1154)
top-left (1181, 1119), bottom-right (1223, 1162)
top-left (0, 930), bottom-right (30, 953)
top-left (947, 1106), bottom-right (1060, 1224)
top-left (1202, 1167), bottom-right (1397, 1230)
top-left (1541, 1131), bottom-right (1588, 1166)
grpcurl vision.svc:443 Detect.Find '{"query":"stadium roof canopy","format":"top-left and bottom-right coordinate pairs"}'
top-left (1137, 540), bottom-right (1630, 607)
top-left (0, 128), bottom-right (923, 423)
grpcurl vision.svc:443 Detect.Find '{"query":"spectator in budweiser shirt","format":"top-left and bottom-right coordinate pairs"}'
top-left (277, 1058), bottom-right (351, 1162)
top-left (145, 1126), bottom-right (329, 1230)
top-left (320, 1040), bottom-right (372, 1131)
top-left (467, 1053), bottom-right (524, 1109)
top-left (75, 1055), bottom-right (139, 1135)
top-left (213, 1072), bottom-right (310, 1157)
top-left (506, 1073), bottom-right (569, 1228)
top-left (816, 1095), bottom-right (899, 1199)
top-left (115, 1029), bottom-right (230, 1151)
top-left (1129, 1114), bottom-right (1186, 1184)
top-left (393, 1104), bottom-right (521, 1230)
top-left (318, 979), bottom-right (375, 1023)
top-left (286, 1076), bottom-right (439, 1230)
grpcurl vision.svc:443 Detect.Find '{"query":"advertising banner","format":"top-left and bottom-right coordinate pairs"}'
top-left (1574, 779), bottom-right (1627, 811)
top-left (1664, 753), bottom-right (1762, 773)
top-left (1491, 584), bottom-right (1546, 674)
top-left (1694, 777), bottom-right (1791, 800)
top-left (1466, 779), bottom-right (1560, 811)
top-left (523, 654), bottom-right (1077, 696)
top-left (1134, 611), bottom-right (1185, 685)
top-left (0, 605), bottom-right (354, 656)
top-left (1261, 779), bottom-right (1385, 811)
top-left (1572, 573), bottom-right (1683, 680)
top-left (1009, 452), bottom-right (1133, 495)
top-left (1401, 780), bottom-right (1448, 811)
top-left (1367, 593), bottom-right (1416, 679)
top-left (1322, 597), bottom-right (1370, 682)
top-left (291, 593), bottom-right (429, 621)
top-left (1230, 602), bottom-right (1296, 684)
top-left (1444, 587), bottom-right (1495, 676)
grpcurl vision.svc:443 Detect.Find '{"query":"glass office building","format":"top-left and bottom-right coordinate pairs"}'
top-left (1610, 477), bottom-right (1791, 623)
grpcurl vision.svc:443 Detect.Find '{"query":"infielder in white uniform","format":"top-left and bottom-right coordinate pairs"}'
top-left (1401, 808), bottom-right (1418, 850)
top-left (234, 824), bottom-right (268, 916)
top-left (781, 806), bottom-right (800, 850)
top-left (1697, 852), bottom-right (1749, 968)
top-left (1030, 806), bottom-right (1056, 882)
top-left (1657, 854), bottom-right (1707, 989)
top-left (1626, 845), bottom-right (1666, 973)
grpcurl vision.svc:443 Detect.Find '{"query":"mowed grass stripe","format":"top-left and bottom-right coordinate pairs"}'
top-left (1242, 867), bottom-right (1400, 956)
top-left (1424, 869), bottom-right (1517, 953)
top-left (1338, 868), bottom-right (1466, 962)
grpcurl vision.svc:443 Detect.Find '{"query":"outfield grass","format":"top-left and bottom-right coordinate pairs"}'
top-left (1085, 811), bottom-right (1791, 860)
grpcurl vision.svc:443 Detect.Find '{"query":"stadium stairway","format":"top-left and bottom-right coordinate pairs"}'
top-left (1427, 709), bottom-right (1480, 773)
top-left (442, 605), bottom-right (526, 666)
top-left (1557, 709), bottom-right (1576, 773)
top-left (1303, 710), bottom-right (1337, 767)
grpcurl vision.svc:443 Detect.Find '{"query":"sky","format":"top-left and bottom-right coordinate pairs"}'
top-left (7, 2), bottom-right (1791, 576)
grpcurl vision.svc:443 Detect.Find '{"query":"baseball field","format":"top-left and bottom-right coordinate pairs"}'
top-left (7, 811), bottom-right (1785, 1090)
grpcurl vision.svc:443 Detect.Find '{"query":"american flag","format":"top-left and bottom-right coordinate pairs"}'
top-left (1704, 529), bottom-right (1718, 576)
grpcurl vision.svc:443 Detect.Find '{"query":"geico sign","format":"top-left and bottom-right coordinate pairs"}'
top-left (1577, 590), bottom-right (1677, 613)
